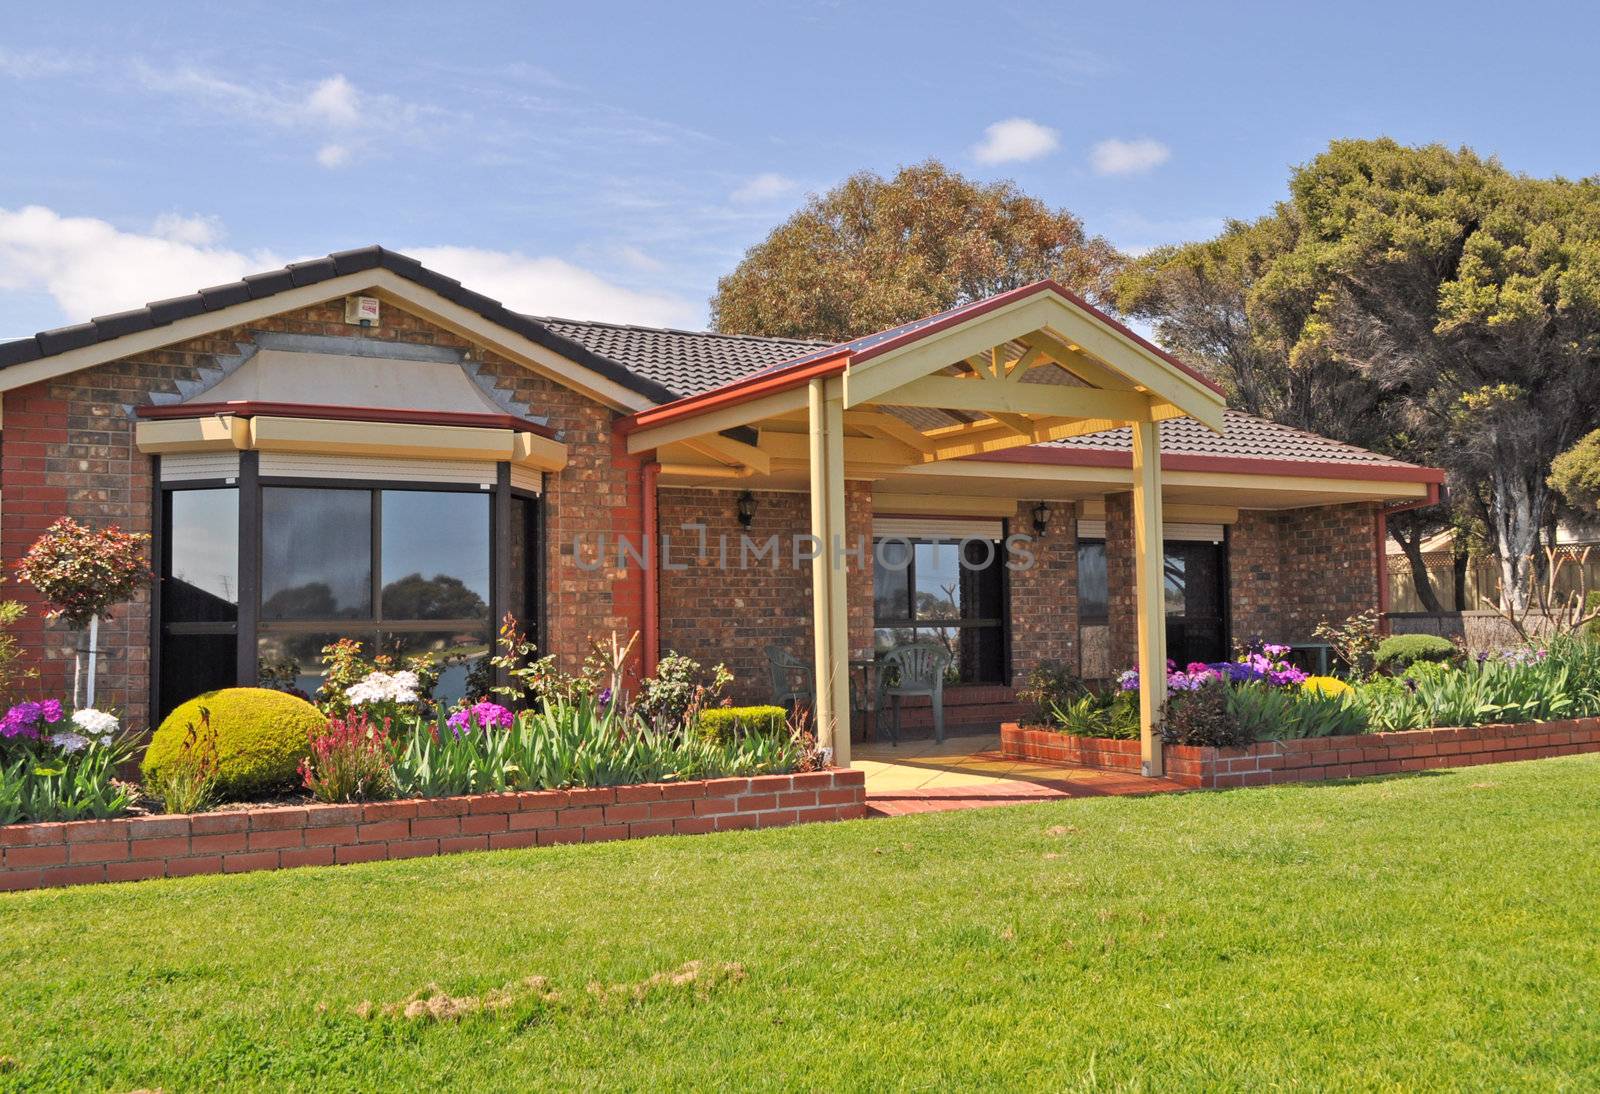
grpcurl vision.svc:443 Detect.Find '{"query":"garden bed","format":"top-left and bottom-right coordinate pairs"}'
top-left (1001, 717), bottom-right (1600, 788)
top-left (0, 769), bottom-right (866, 892)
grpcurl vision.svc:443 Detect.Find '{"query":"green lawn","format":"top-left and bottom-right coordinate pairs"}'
top-left (3, 756), bottom-right (1599, 1091)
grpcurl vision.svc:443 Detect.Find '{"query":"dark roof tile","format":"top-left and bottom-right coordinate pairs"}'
top-left (1049, 410), bottom-right (1424, 469)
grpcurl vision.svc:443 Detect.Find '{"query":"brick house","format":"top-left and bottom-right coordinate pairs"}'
top-left (0, 248), bottom-right (1441, 775)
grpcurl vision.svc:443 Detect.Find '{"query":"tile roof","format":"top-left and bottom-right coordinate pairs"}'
top-left (0, 245), bottom-right (1432, 477)
top-left (528, 316), bottom-right (828, 398)
top-left (1044, 410), bottom-right (1428, 469)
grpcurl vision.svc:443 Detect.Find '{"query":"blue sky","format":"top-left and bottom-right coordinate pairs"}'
top-left (2, 0), bottom-right (1597, 340)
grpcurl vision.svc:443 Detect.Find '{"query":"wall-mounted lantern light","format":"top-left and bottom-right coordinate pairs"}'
top-left (1031, 500), bottom-right (1052, 537)
top-left (737, 490), bottom-right (756, 529)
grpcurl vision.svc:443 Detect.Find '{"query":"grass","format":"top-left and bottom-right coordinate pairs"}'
top-left (3, 756), bottom-right (1599, 1091)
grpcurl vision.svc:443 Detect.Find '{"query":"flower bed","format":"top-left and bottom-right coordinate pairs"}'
top-left (1001, 717), bottom-right (1600, 788)
top-left (0, 769), bottom-right (867, 892)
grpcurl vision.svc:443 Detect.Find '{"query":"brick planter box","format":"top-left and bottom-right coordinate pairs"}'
top-left (0, 769), bottom-right (866, 892)
top-left (1001, 717), bottom-right (1600, 789)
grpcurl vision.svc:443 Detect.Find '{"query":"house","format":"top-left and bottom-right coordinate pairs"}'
top-left (0, 247), bottom-right (1442, 774)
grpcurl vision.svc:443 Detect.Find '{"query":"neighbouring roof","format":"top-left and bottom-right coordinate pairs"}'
top-left (0, 245), bottom-right (1438, 481)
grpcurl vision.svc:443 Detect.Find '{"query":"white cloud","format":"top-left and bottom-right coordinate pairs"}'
top-left (0, 205), bottom-right (281, 322)
top-left (1090, 138), bottom-right (1172, 176)
top-left (0, 207), bottom-right (702, 333)
top-left (134, 65), bottom-right (422, 167)
top-left (304, 75), bottom-right (360, 127)
top-left (316, 143), bottom-right (353, 169)
top-left (972, 118), bottom-right (1060, 164)
top-left (407, 245), bottom-right (700, 327)
top-left (0, 47), bottom-right (84, 79)
top-left (730, 173), bottom-right (798, 205)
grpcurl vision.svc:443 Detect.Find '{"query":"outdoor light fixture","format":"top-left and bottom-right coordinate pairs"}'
top-left (1031, 500), bottom-right (1052, 536)
top-left (737, 490), bottom-right (756, 529)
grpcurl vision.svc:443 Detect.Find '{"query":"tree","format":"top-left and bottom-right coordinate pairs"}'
top-left (711, 160), bottom-right (1123, 342)
top-left (15, 517), bottom-right (150, 707)
top-left (1550, 429), bottom-right (1600, 513)
top-left (1118, 139), bottom-right (1600, 615)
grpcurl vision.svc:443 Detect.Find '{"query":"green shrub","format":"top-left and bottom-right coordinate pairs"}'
top-left (1164, 680), bottom-right (1250, 747)
top-left (1018, 661), bottom-right (1086, 725)
top-left (1374, 634), bottom-right (1458, 674)
top-left (697, 705), bottom-right (787, 743)
top-left (143, 688), bottom-right (323, 800)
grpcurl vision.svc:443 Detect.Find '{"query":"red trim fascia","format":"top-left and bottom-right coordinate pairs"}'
top-left (615, 351), bottom-right (850, 435)
top-left (135, 400), bottom-right (556, 438)
top-left (968, 444), bottom-right (1447, 485)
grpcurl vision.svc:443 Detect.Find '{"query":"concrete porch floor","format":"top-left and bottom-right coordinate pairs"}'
top-left (854, 732), bottom-right (1186, 816)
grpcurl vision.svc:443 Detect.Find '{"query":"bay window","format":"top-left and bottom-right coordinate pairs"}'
top-left (155, 463), bottom-right (537, 719)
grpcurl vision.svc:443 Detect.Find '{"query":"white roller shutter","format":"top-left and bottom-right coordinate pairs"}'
top-left (1077, 519), bottom-right (1224, 543)
top-left (872, 517), bottom-right (1005, 541)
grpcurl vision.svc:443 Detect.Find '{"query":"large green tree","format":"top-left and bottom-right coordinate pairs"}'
top-left (711, 160), bottom-right (1122, 342)
top-left (1119, 139), bottom-right (1600, 613)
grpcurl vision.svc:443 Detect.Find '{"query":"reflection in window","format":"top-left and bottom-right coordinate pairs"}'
top-left (872, 536), bottom-right (1005, 684)
top-left (262, 488), bottom-right (371, 620)
top-left (165, 488), bottom-right (239, 623)
top-left (1077, 538), bottom-right (1107, 623)
top-left (380, 491), bottom-right (490, 617)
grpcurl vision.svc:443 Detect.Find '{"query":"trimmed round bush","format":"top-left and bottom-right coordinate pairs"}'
top-left (697, 705), bottom-right (788, 743)
top-left (1374, 634), bottom-right (1458, 674)
top-left (142, 687), bottom-right (324, 799)
top-left (1301, 675), bottom-right (1352, 697)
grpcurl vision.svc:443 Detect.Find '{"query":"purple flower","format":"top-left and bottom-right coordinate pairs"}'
top-left (596, 687), bottom-right (614, 708)
top-left (1, 700), bottom-right (66, 740)
top-left (445, 700), bottom-right (514, 734)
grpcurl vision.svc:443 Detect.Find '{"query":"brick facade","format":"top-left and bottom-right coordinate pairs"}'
top-left (0, 292), bottom-right (1387, 727)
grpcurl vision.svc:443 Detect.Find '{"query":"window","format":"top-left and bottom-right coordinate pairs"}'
top-left (257, 486), bottom-right (491, 703)
top-left (159, 487), bottom-right (240, 715)
top-left (1074, 531), bottom-right (1230, 665)
top-left (873, 536), bottom-right (1006, 684)
top-left (158, 473), bottom-right (536, 718)
top-left (1076, 538), bottom-right (1108, 623)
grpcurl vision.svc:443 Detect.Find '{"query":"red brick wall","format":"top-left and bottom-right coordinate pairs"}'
top-left (1104, 493), bottom-right (1137, 671)
top-left (1227, 508), bottom-right (1281, 644)
top-left (0, 769), bottom-right (867, 892)
top-left (656, 483), bottom-right (873, 707)
top-left (1007, 499), bottom-right (1078, 685)
top-left (1002, 717), bottom-right (1600, 788)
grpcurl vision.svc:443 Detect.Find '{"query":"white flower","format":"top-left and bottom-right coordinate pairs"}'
top-left (50, 732), bottom-right (90, 753)
top-left (345, 670), bottom-right (420, 707)
top-left (72, 708), bottom-right (119, 736)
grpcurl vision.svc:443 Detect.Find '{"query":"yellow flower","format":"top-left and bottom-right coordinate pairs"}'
top-left (1301, 675), bottom-right (1351, 697)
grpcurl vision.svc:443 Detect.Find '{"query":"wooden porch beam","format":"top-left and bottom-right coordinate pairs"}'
top-left (808, 377), bottom-right (852, 766)
top-left (874, 374), bottom-right (1153, 421)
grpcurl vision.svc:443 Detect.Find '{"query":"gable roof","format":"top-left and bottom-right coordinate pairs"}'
top-left (0, 245), bottom-right (1438, 482)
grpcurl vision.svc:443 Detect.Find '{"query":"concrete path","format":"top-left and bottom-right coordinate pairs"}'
top-left (856, 733), bottom-right (1186, 816)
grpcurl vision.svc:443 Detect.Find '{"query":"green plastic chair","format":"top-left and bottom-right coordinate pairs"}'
top-left (764, 645), bottom-right (814, 712)
top-left (874, 642), bottom-right (953, 745)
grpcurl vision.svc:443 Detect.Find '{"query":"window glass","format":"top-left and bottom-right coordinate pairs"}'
top-left (507, 495), bottom-right (539, 638)
top-left (165, 488), bottom-right (239, 622)
top-left (258, 631), bottom-right (376, 699)
top-left (380, 628), bottom-right (491, 707)
top-left (380, 491), bottom-right (490, 619)
top-left (912, 542), bottom-right (960, 619)
top-left (1163, 548), bottom-right (1187, 615)
top-left (1076, 539), bottom-right (1108, 621)
top-left (262, 488), bottom-right (372, 620)
top-left (873, 539), bottom-right (911, 620)
top-left (159, 633), bottom-right (237, 718)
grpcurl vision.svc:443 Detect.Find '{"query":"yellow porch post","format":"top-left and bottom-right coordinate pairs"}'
top-left (808, 377), bottom-right (852, 766)
top-left (1131, 420), bottom-right (1167, 776)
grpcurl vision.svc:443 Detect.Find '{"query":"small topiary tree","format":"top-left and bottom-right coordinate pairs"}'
top-left (15, 518), bottom-right (149, 708)
top-left (1374, 634), bottom-right (1458, 675)
top-left (142, 687), bottom-right (325, 800)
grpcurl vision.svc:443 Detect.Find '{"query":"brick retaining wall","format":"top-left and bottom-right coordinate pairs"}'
top-left (0, 769), bottom-right (866, 892)
top-left (1001, 717), bottom-right (1600, 788)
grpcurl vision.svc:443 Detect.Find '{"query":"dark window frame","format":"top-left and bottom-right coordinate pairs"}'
top-left (153, 464), bottom-right (539, 719)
